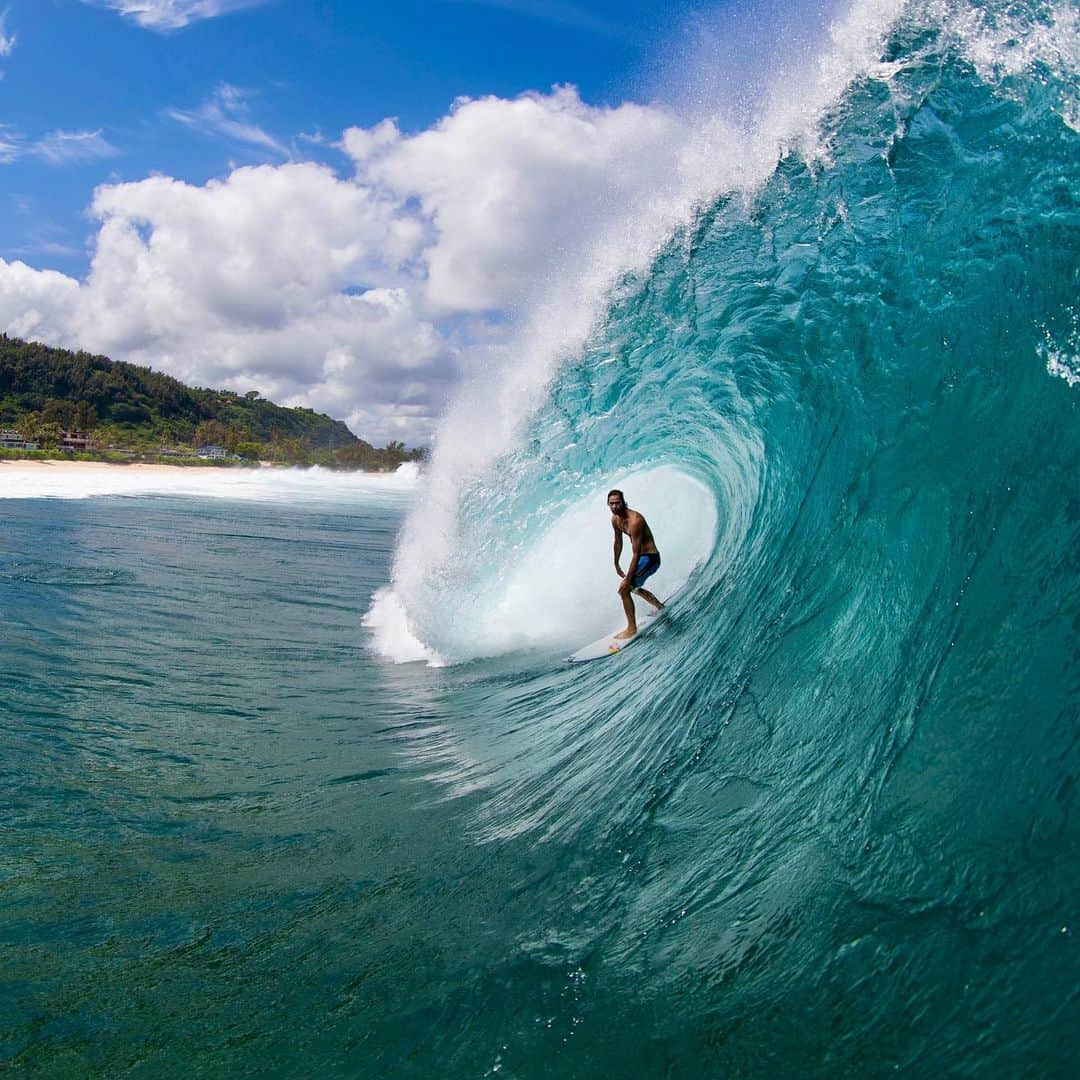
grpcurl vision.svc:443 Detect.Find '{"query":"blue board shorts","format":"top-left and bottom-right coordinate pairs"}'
top-left (632, 552), bottom-right (661, 589)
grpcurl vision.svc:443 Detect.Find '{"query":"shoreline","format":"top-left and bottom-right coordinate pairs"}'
top-left (0, 458), bottom-right (277, 473)
top-left (0, 458), bottom-right (408, 476)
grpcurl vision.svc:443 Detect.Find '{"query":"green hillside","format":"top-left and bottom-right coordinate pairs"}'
top-left (0, 334), bottom-right (423, 469)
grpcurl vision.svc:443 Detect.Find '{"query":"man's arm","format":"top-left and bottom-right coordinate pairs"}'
top-left (613, 519), bottom-right (624, 576)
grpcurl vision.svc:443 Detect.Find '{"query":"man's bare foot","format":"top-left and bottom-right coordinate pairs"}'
top-left (613, 626), bottom-right (637, 640)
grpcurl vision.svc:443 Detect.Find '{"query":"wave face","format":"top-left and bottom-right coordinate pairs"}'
top-left (369, 0), bottom-right (1078, 1069)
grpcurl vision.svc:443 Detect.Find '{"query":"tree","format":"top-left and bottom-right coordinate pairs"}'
top-left (266, 436), bottom-right (309, 464)
top-left (72, 400), bottom-right (98, 431)
top-left (42, 399), bottom-right (74, 428)
top-left (37, 422), bottom-right (64, 449)
top-left (0, 333), bottom-right (359, 452)
top-left (194, 419), bottom-right (228, 447)
top-left (17, 412), bottom-right (43, 443)
top-left (224, 423), bottom-right (250, 453)
top-left (19, 414), bottom-right (64, 448)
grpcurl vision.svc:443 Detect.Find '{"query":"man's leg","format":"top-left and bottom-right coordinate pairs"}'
top-left (614, 588), bottom-right (637, 639)
top-left (634, 587), bottom-right (663, 611)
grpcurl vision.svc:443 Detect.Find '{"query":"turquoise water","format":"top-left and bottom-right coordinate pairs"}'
top-left (4, 0), bottom-right (1080, 1073)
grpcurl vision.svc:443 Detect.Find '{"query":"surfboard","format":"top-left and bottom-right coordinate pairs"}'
top-left (567, 606), bottom-right (665, 664)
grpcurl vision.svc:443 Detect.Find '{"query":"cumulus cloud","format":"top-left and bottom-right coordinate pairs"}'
top-left (0, 260), bottom-right (82, 342)
top-left (84, 0), bottom-right (267, 31)
top-left (168, 83), bottom-right (287, 156)
top-left (349, 86), bottom-right (688, 313)
top-left (0, 86), bottom-right (708, 443)
top-left (339, 118), bottom-right (400, 163)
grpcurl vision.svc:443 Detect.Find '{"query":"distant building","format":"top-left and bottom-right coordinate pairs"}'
top-left (60, 430), bottom-right (89, 452)
top-left (197, 444), bottom-right (228, 459)
top-left (0, 429), bottom-right (38, 450)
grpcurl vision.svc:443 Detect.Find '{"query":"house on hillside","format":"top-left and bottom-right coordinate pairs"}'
top-left (0, 429), bottom-right (38, 450)
top-left (60, 430), bottom-right (89, 452)
top-left (197, 444), bottom-right (228, 460)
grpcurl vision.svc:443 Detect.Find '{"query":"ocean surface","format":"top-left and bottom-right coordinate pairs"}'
top-left (3, 0), bottom-right (1080, 1074)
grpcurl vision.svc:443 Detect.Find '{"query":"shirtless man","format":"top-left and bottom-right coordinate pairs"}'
top-left (608, 489), bottom-right (663, 639)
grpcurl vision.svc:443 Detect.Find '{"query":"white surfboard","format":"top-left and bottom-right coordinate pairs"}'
top-left (567, 606), bottom-right (665, 664)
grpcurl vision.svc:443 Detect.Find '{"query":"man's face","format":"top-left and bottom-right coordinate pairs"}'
top-left (607, 494), bottom-right (625, 515)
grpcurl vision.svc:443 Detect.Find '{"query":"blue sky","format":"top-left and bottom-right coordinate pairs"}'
top-left (0, 0), bottom-right (851, 442)
top-left (2, 0), bottom-right (700, 273)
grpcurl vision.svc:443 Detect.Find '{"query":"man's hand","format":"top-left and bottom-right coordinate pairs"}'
top-left (618, 575), bottom-right (633, 595)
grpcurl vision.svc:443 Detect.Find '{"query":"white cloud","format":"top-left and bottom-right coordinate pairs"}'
top-left (168, 83), bottom-right (287, 156)
top-left (0, 9), bottom-right (15, 57)
top-left (0, 259), bottom-right (81, 342)
top-left (0, 125), bottom-right (20, 162)
top-left (350, 86), bottom-right (689, 313)
top-left (84, 1), bottom-right (267, 31)
top-left (339, 119), bottom-right (400, 163)
top-left (33, 129), bottom-right (120, 164)
top-left (0, 127), bottom-right (120, 165)
top-left (0, 86), bottom-right (713, 444)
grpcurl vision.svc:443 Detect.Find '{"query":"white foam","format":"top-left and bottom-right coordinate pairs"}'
top-left (940, 0), bottom-right (1079, 101)
top-left (0, 461), bottom-right (421, 504)
top-left (1041, 311), bottom-right (1080, 388)
top-left (363, 586), bottom-right (445, 665)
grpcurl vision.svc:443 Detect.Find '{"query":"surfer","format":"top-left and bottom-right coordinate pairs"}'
top-left (608, 489), bottom-right (663, 639)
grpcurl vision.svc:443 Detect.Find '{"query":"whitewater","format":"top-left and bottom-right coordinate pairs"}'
top-left (2, 0), bottom-right (1078, 1073)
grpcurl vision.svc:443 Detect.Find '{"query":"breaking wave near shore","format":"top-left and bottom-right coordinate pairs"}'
top-left (359, 0), bottom-right (1078, 1069)
top-left (368, 0), bottom-right (1078, 669)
